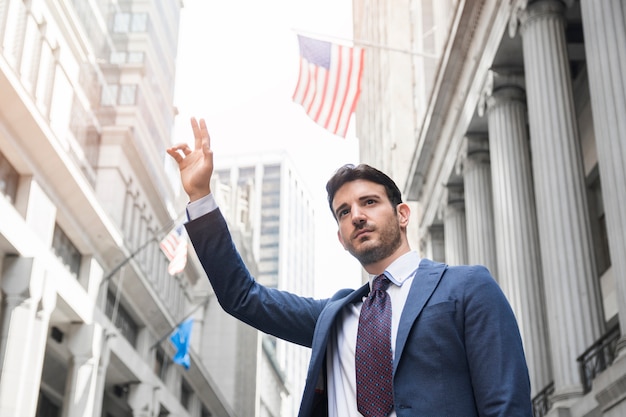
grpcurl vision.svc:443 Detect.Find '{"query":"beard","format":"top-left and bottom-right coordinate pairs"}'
top-left (345, 218), bottom-right (403, 266)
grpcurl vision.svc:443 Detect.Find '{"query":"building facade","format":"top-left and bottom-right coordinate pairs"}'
top-left (0, 1), bottom-right (237, 416)
top-left (212, 153), bottom-right (316, 417)
top-left (353, 0), bottom-right (626, 416)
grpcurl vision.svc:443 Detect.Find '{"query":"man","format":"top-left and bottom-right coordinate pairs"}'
top-left (167, 117), bottom-right (533, 417)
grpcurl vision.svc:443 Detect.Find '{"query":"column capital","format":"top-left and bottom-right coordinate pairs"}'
top-left (478, 69), bottom-right (525, 116)
top-left (487, 86), bottom-right (526, 112)
top-left (128, 383), bottom-right (160, 416)
top-left (67, 322), bottom-right (104, 358)
top-left (1, 256), bottom-right (37, 298)
top-left (509, 0), bottom-right (529, 38)
top-left (509, 0), bottom-right (572, 38)
top-left (463, 134), bottom-right (491, 168)
top-left (445, 182), bottom-right (465, 210)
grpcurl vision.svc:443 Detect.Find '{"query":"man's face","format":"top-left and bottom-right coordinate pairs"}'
top-left (332, 179), bottom-right (403, 266)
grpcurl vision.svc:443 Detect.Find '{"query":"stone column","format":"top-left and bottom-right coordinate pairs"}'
top-left (62, 323), bottom-right (104, 417)
top-left (461, 135), bottom-right (498, 276)
top-left (580, 0), bottom-right (626, 355)
top-left (481, 70), bottom-right (552, 396)
top-left (0, 256), bottom-right (55, 417)
top-left (425, 224), bottom-right (445, 263)
top-left (514, 0), bottom-right (604, 403)
top-left (128, 383), bottom-right (160, 417)
top-left (92, 333), bottom-right (112, 417)
top-left (443, 183), bottom-right (468, 265)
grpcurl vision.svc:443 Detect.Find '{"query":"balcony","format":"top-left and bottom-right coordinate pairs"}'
top-left (532, 381), bottom-right (554, 417)
top-left (577, 323), bottom-right (621, 394)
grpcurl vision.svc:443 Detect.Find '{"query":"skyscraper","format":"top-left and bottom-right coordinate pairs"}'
top-left (212, 152), bottom-right (316, 416)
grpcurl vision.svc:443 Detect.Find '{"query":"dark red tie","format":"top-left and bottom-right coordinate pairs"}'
top-left (356, 274), bottom-right (394, 417)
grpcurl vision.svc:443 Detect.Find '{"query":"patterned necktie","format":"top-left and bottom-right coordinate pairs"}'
top-left (356, 274), bottom-right (394, 417)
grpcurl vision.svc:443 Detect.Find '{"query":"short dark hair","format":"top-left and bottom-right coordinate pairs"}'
top-left (326, 164), bottom-right (403, 218)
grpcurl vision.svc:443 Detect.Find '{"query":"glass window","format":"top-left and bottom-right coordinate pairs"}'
top-left (101, 84), bottom-right (118, 106)
top-left (51, 224), bottom-right (82, 278)
top-left (113, 13), bottom-right (131, 33)
top-left (110, 51), bottom-right (126, 64)
top-left (587, 168), bottom-right (611, 276)
top-left (119, 84), bottom-right (137, 105)
top-left (181, 380), bottom-right (192, 410)
top-left (154, 347), bottom-right (169, 381)
top-left (130, 13), bottom-right (148, 32)
top-left (105, 291), bottom-right (138, 346)
top-left (127, 51), bottom-right (144, 63)
top-left (36, 392), bottom-right (60, 417)
top-left (0, 151), bottom-right (19, 204)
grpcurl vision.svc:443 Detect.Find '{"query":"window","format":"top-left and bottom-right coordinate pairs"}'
top-left (36, 392), bottom-right (60, 417)
top-left (587, 166), bottom-right (615, 324)
top-left (110, 51), bottom-right (144, 64)
top-left (180, 380), bottom-right (192, 410)
top-left (130, 13), bottom-right (148, 32)
top-left (105, 291), bottom-right (138, 346)
top-left (113, 12), bottom-right (148, 33)
top-left (154, 346), bottom-right (169, 381)
top-left (100, 84), bottom-right (118, 106)
top-left (0, 151), bottom-right (19, 204)
top-left (587, 167), bottom-right (611, 276)
top-left (51, 225), bottom-right (82, 278)
top-left (127, 51), bottom-right (144, 63)
top-left (110, 51), bottom-right (126, 64)
top-left (100, 84), bottom-right (138, 106)
top-left (119, 84), bottom-right (137, 105)
top-left (113, 13), bottom-right (131, 33)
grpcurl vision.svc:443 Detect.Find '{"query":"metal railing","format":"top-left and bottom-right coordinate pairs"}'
top-left (577, 324), bottom-right (621, 393)
top-left (532, 381), bottom-right (554, 417)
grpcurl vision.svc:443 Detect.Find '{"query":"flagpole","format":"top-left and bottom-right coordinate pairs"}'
top-left (292, 28), bottom-right (440, 59)
top-left (99, 212), bottom-right (185, 287)
top-left (149, 297), bottom-right (211, 351)
top-left (99, 212), bottom-right (185, 338)
top-left (99, 236), bottom-right (158, 287)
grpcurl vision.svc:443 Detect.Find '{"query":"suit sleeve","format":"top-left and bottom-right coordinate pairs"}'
top-left (462, 265), bottom-right (533, 417)
top-left (185, 209), bottom-right (326, 348)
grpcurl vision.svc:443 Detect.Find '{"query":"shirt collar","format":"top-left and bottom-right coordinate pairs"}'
top-left (368, 251), bottom-right (421, 287)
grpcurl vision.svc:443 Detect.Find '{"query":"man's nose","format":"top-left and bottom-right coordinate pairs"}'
top-left (351, 206), bottom-right (366, 225)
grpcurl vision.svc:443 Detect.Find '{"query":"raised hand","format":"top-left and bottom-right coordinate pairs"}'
top-left (167, 117), bottom-right (213, 202)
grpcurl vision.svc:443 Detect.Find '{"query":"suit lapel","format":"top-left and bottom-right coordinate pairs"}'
top-left (308, 283), bottom-right (369, 369)
top-left (393, 259), bottom-right (447, 370)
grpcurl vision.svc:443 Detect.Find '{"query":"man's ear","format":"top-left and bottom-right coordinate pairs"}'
top-left (397, 203), bottom-right (411, 228)
top-left (337, 230), bottom-right (347, 250)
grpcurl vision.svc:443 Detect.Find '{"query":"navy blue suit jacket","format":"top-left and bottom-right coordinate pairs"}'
top-left (186, 209), bottom-right (533, 417)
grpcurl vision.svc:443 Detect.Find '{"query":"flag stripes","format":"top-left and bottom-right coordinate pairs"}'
top-left (292, 35), bottom-right (365, 138)
top-left (159, 224), bottom-right (188, 275)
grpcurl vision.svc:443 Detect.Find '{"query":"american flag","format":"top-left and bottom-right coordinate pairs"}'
top-left (292, 35), bottom-right (365, 138)
top-left (159, 224), bottom-right (188, 275)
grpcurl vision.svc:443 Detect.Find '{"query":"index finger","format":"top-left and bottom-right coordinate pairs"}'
top-left (190, 117), bottom-right (201, 150)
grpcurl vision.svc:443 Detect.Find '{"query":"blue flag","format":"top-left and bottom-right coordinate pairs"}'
top-left (170, 318), bottom-right (193, 369)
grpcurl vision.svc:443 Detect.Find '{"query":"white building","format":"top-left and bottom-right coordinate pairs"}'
top-left (0, 1), bottom-right (237, 416)
top-left (212, 153), bottom-right (316, 417)
top-left (354, 0), bottom-right (626, 416)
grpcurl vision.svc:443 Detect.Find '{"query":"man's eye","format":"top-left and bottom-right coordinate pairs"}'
top-left (366, 199), bottom-right (376, 205)
top-left (338, 209), bottom-right (349, 218)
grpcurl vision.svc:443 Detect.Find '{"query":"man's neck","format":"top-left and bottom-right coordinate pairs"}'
top-left (362, 246), bottom-right (412, 276)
